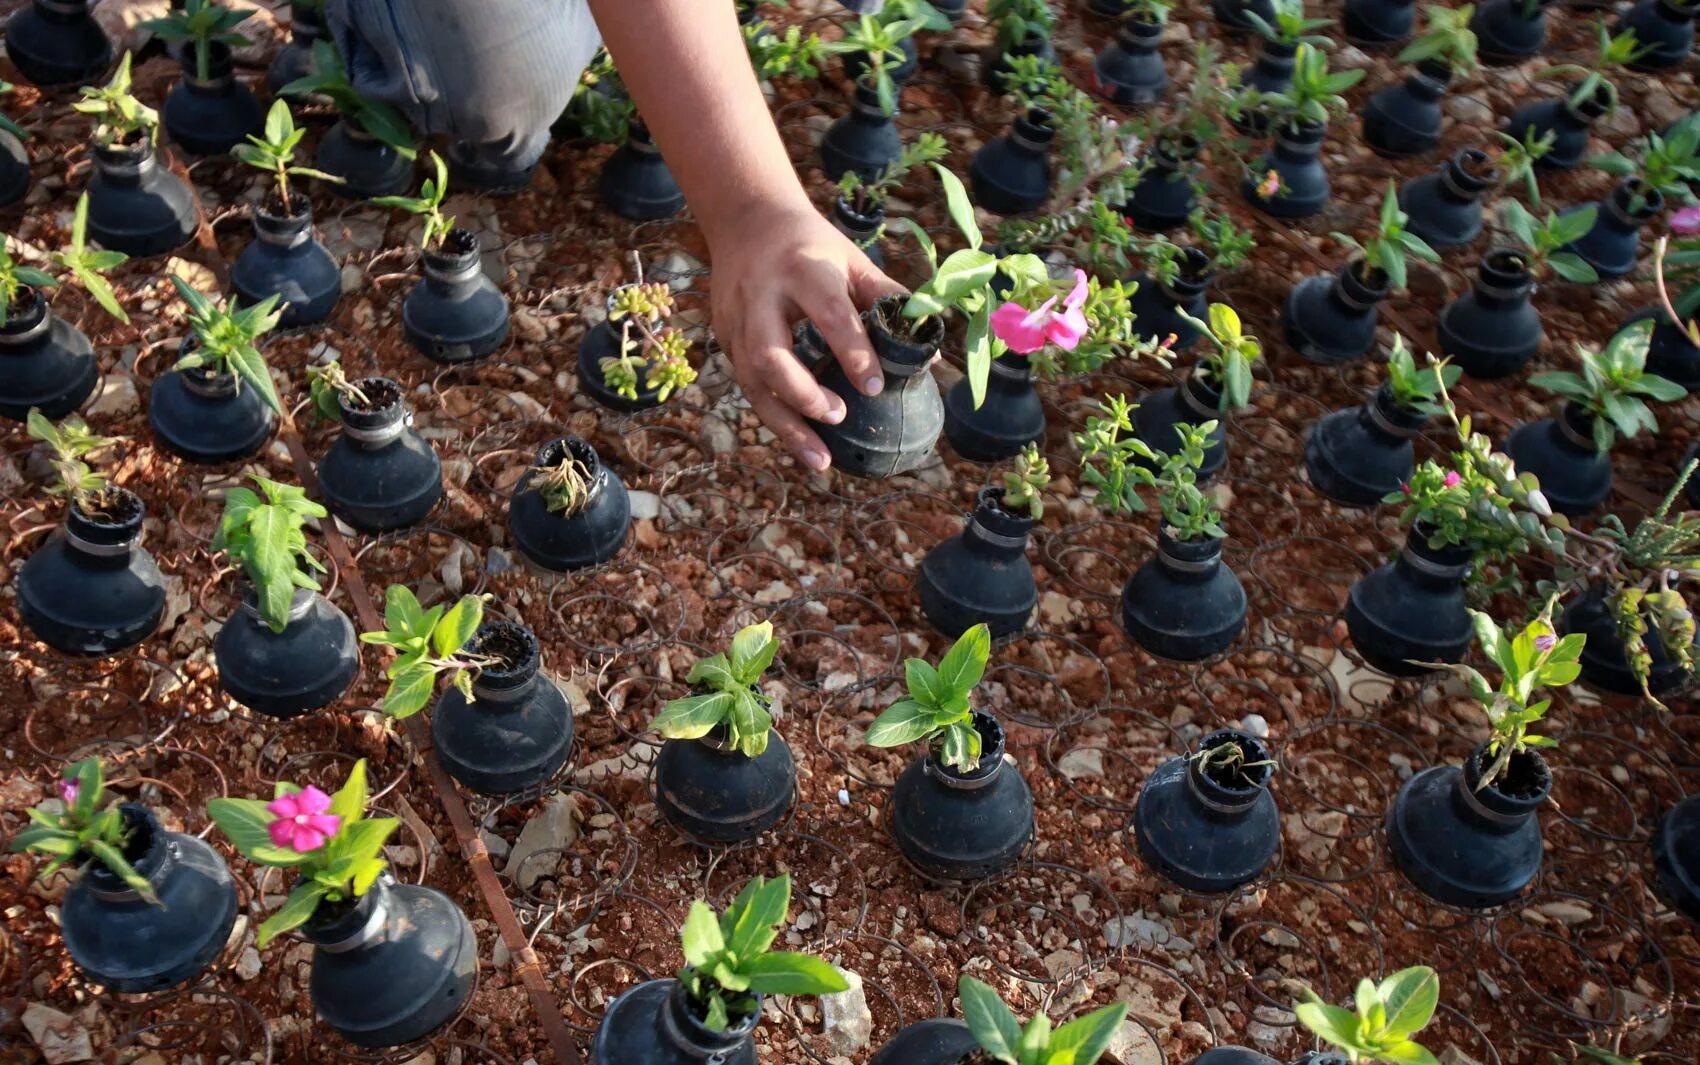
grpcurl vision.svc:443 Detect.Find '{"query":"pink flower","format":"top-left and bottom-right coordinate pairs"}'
top-left (1255, 170), bottom-right (1281, 201)
top-left (1672, 205), bottom-right (1700, 236)
top-left (266, 786), bottom-right (341, 854)
top-left (1159, 332), bottom-right (1178, 350)
top-left (58, 778), bottom-right (78, 805)
top-left (989, 270), bottom-right (1091, 354)
top-left (1443, 471), bottom-right (1462, 488)
top-left (1535, 634), bottom-right (1556, 653)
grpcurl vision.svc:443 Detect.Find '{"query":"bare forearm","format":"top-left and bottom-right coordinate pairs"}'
top-left (587, 0), bottom-right (809, 243)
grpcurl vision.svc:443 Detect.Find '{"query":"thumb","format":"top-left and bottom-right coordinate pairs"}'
top-left (848, 251), bottom-right (907, 310)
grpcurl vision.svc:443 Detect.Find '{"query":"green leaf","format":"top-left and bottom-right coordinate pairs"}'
top-left (1378, 1041), bottom-right (1442, 1065)
top-left (1295, 1000), bottom-right (1362, 1052)
top-left (933, 163), bottom-right (982, 250)
top-left (865, 698), bottom-right (939, 748)
top-left (208, 797), bottom-right (311, 866)
top-left (742, 951), bottom-right (849, 995)
top-left (965, 299), bottom-right (991, 411)
top-left (1047, 1002), bottom-right (1129, 1065)
top-left (652, 691), bottom-right (734, 738)
top-left (681, 899), bottom-right (726, 967)
top-left (1379, 966), bottom-right (1439, 1040)
top-left (939, 720), bottom-right (980, 771)
top-left (686, 653), bottom-right (738, 691)
top-left (432, 595), bottom-right (482, 658)
top-left (1208, 302), bottom-right (1242, 343)
top-left (727, 621), bottom-right (778, 682)
top-left (929, 248), bottom-right (998, 304)
top-left (959, 977), bottom-right (1022, 1060)
top-left (905, 658), bottom-right (946, 708)
top-left (329, 758), bottom-right (368, 826)
top-left (257, 881), bottom-right (328, 948)
top-left (224, 341), bottom-right (282, 414)
top-left (723, 874), bottom-right (788, 960)
top-left (85, 838), bottom-right (159, 904)
top-left (383, 660), bottom-right (438, 718)
top-left (935, 623), bottom-right (991, 697)
top-left (1547, 253), bottom-right (1598, 284)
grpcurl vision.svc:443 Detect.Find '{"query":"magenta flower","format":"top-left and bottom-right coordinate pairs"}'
top-left (1255, 170), bottom-right (1281, 201)
top-left (1672, 205), bottom-right (1700, 236)
top-left (58, 778), bottom-right (79, 805)
top-left (989, 270), bottom-right (1090, 354)
top-left (266, 786), bottom-right (341, 853)
top-left (1535, 634), bottom-right (1556, 653)
top-left (1443, 471), bottom-right (1462, 488)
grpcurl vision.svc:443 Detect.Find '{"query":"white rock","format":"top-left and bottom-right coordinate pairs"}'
top-left (1238, 713), bottom-right (1270, 738)
top-left (86, 374), bottom-right (139, 417)
top-left (236, 946), bottom-right (263, 980)
top-left (628, 490), bottom-right (661, 521)
top-left (1104, 912), bottom-right (1192, 955)
top-left (1055, 747), bottom-right (1104, 779)
top-left (23, 1002), bottom-right (94, 1064)
top-left (505, 792), bottom-right (581, 891)
top-left (818, 967), bottom-right (873, 1056)
top-left (1106, 1020), bottom-right (1163, 1065)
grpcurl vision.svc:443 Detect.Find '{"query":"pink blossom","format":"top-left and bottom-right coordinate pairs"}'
top-left (1255, 170), bottom-right (1281, 201)
top-left (1443, 471), bottom-right (1462, 488)
top-left (989, 270), bottom-right (1091, 354)
top-left (58, 778), bottom-right (78, 805)
top-left (1535, 634), bottom-right (1556, 653)
top-left (266, 786), bottom-right (341, 854)
top-left (1159, 332), bottom-right (1178, 350)
top-left (1672, 205), bottom-right (1700, 236)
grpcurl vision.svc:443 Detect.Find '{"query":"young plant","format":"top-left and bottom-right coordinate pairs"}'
top-left (1329, 181), bottom-right (1440, 292)
top-left (898, 165), bottom-right (1052, 408)
top-left (958, 975), bottom-right (1129, 1065)
top-left (8, 758), bottom-right (158, 902)
top-left (1533, 21), bottom-right (1645, 118)
top-left (1549, 462), bottom-right (1700, 707)
top-left (170, 275), bottom-right (283, 414)
top-left (50, 193), bottom-right (131, 325)
top-left (1397, 4), bottom-right (1479, 75)
top-left (231, 99), bottom-right (342, 213)
top-left (0, 80), bottom-right (28, 142)
top-left (987, 0), bottom-right (1056, 48)
top-left (827, 9), bottom-right (934, 115)
top-left (1383, 336), bottom-right (1460, 417)
top-left (1258, 42), bottom-right (1364, 131)
top-left (1244, 0), bottom-right (1335, 47)
top-left (746, 22), bottom-right (828, 83)
top-left (1076, 400), bottom-right (1226, 540)
top-left (207, 759), bottom-right (398, 946)
top-left (527, 446), bottom-right (597, 517)
top-left (1527, 320), bottom-right (1684, 452)
top-left (0, 242), bottom-right (57, 327)
top-left (837, 131), bottom-right (948, 219)
top-left (141, 0), bottom-right (254, 82)
top-left (1489, 126), bottom-right (1555, 207)
top-left (358, 585), bottom-right (491, 718)
top-left (1498, 200), bottom-right (1599, 283)
top-left (865, 623), bottom-right (992, 772)
top-left (1001, 443), bottom-right (1050, 520)
top-left (280, 40), bottom-right (416, 155)
top-left (678, 874), bottom-right (847, 1032)
top-left (305, 358), bottom-right (372, 422)
top-left (1420, 603), bottom-right (1580, 790)
top-left (1187, 207), bottom-right (1257, 274)
top-left (212, 476), bottom-right (329, 633)
top-left (1124, 0), bottom-right (1176, 23)
top-left (599, 275), bottom-right (698, 403)
top-left (1590, 122), bottom-right (1700, 214)
top-left (74, 53), bottom-right (159, 147)
top-left (1295, 965), bottom-right (1442, 1065)
top-left (26, 408), bottom-right (116, 511)
top-left (370, 151), bottom-right (455, 252)
top-left (560, 51), bottom-right (636, 145)
top-left (650, 622), bottom-right (781, 757)
top-left (1178, 302), bottom-right (1261, 413)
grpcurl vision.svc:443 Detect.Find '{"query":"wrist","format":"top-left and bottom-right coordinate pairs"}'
top-left (700, 185), bottom-right (817, 252)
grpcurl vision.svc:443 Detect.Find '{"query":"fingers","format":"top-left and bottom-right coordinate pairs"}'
top-left (743, 379), bottom-right (832, 472)
top-left (848, 254), bottom-right (907, 309)
top-left (741, 296), bottom-right (847, 426)
top-left (797, 259), bottom-right (884, 399)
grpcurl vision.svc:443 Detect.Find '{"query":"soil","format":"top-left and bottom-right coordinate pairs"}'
top-left (472, 623), bottom-right (534, 672)
top-left (74, 486), bottom-right (141, 526)
top-left (1, 5), bottom-right (1697, 1065)
top-left (262, 190), bottom-right (310, 221)
top-left (1491, 748), bottom-right (1552, 801)
top-left (349, 375), bottom-right (402, 412)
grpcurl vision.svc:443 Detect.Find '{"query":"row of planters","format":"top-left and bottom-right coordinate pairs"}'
top-left (22, 750), bottom-right (1638, 1063)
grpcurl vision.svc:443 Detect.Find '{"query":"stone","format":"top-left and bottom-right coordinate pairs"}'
top-left (1042, 947), bottom-right (1083, 981)
top-left (23, 1002), bottom-right (94, 1064)
top-left (1239, 713), bottom-right (1269, 738)
top-left (628, 490), bottom-right (661, 521)
top-left (1104, 912), bottom-right (1192, 955)
top-left (652, 251), bottom-right (704, 293)
top-left (1055, 747), bottom-right (1104, 780)
top-left (1039, 590), bottom-right (1077, 627)
top-left (1438, 1046), bottom-right (1487, 1065)
top-left (818, 967), bottom-right (872, 1056)
top-left (505, 792), bottom-right (582, 891)
top-left (1444, 95), bottom-right (1496, 126)
top-left (164, 257), bottom-right (219, 296)
top-left (86, 374), bottom-right (139, 418)
top-left (1106, 1020), bottom-right (1163, 1065)
top-left (702, 415), bottom-right (739, 456)
top-left (1536, 900), bottom-right (1593, 925)
top-left (1116, 976), bottom-right (1184, 1032)
top-left (235, 946), bottom-right (263, 980)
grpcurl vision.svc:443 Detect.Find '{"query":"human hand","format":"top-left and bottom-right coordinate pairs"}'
top-left (709, 203), bottom-right (904, 471)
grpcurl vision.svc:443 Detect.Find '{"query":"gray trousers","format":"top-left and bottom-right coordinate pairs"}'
top-left (325, 0), bottom-right (604, 180)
